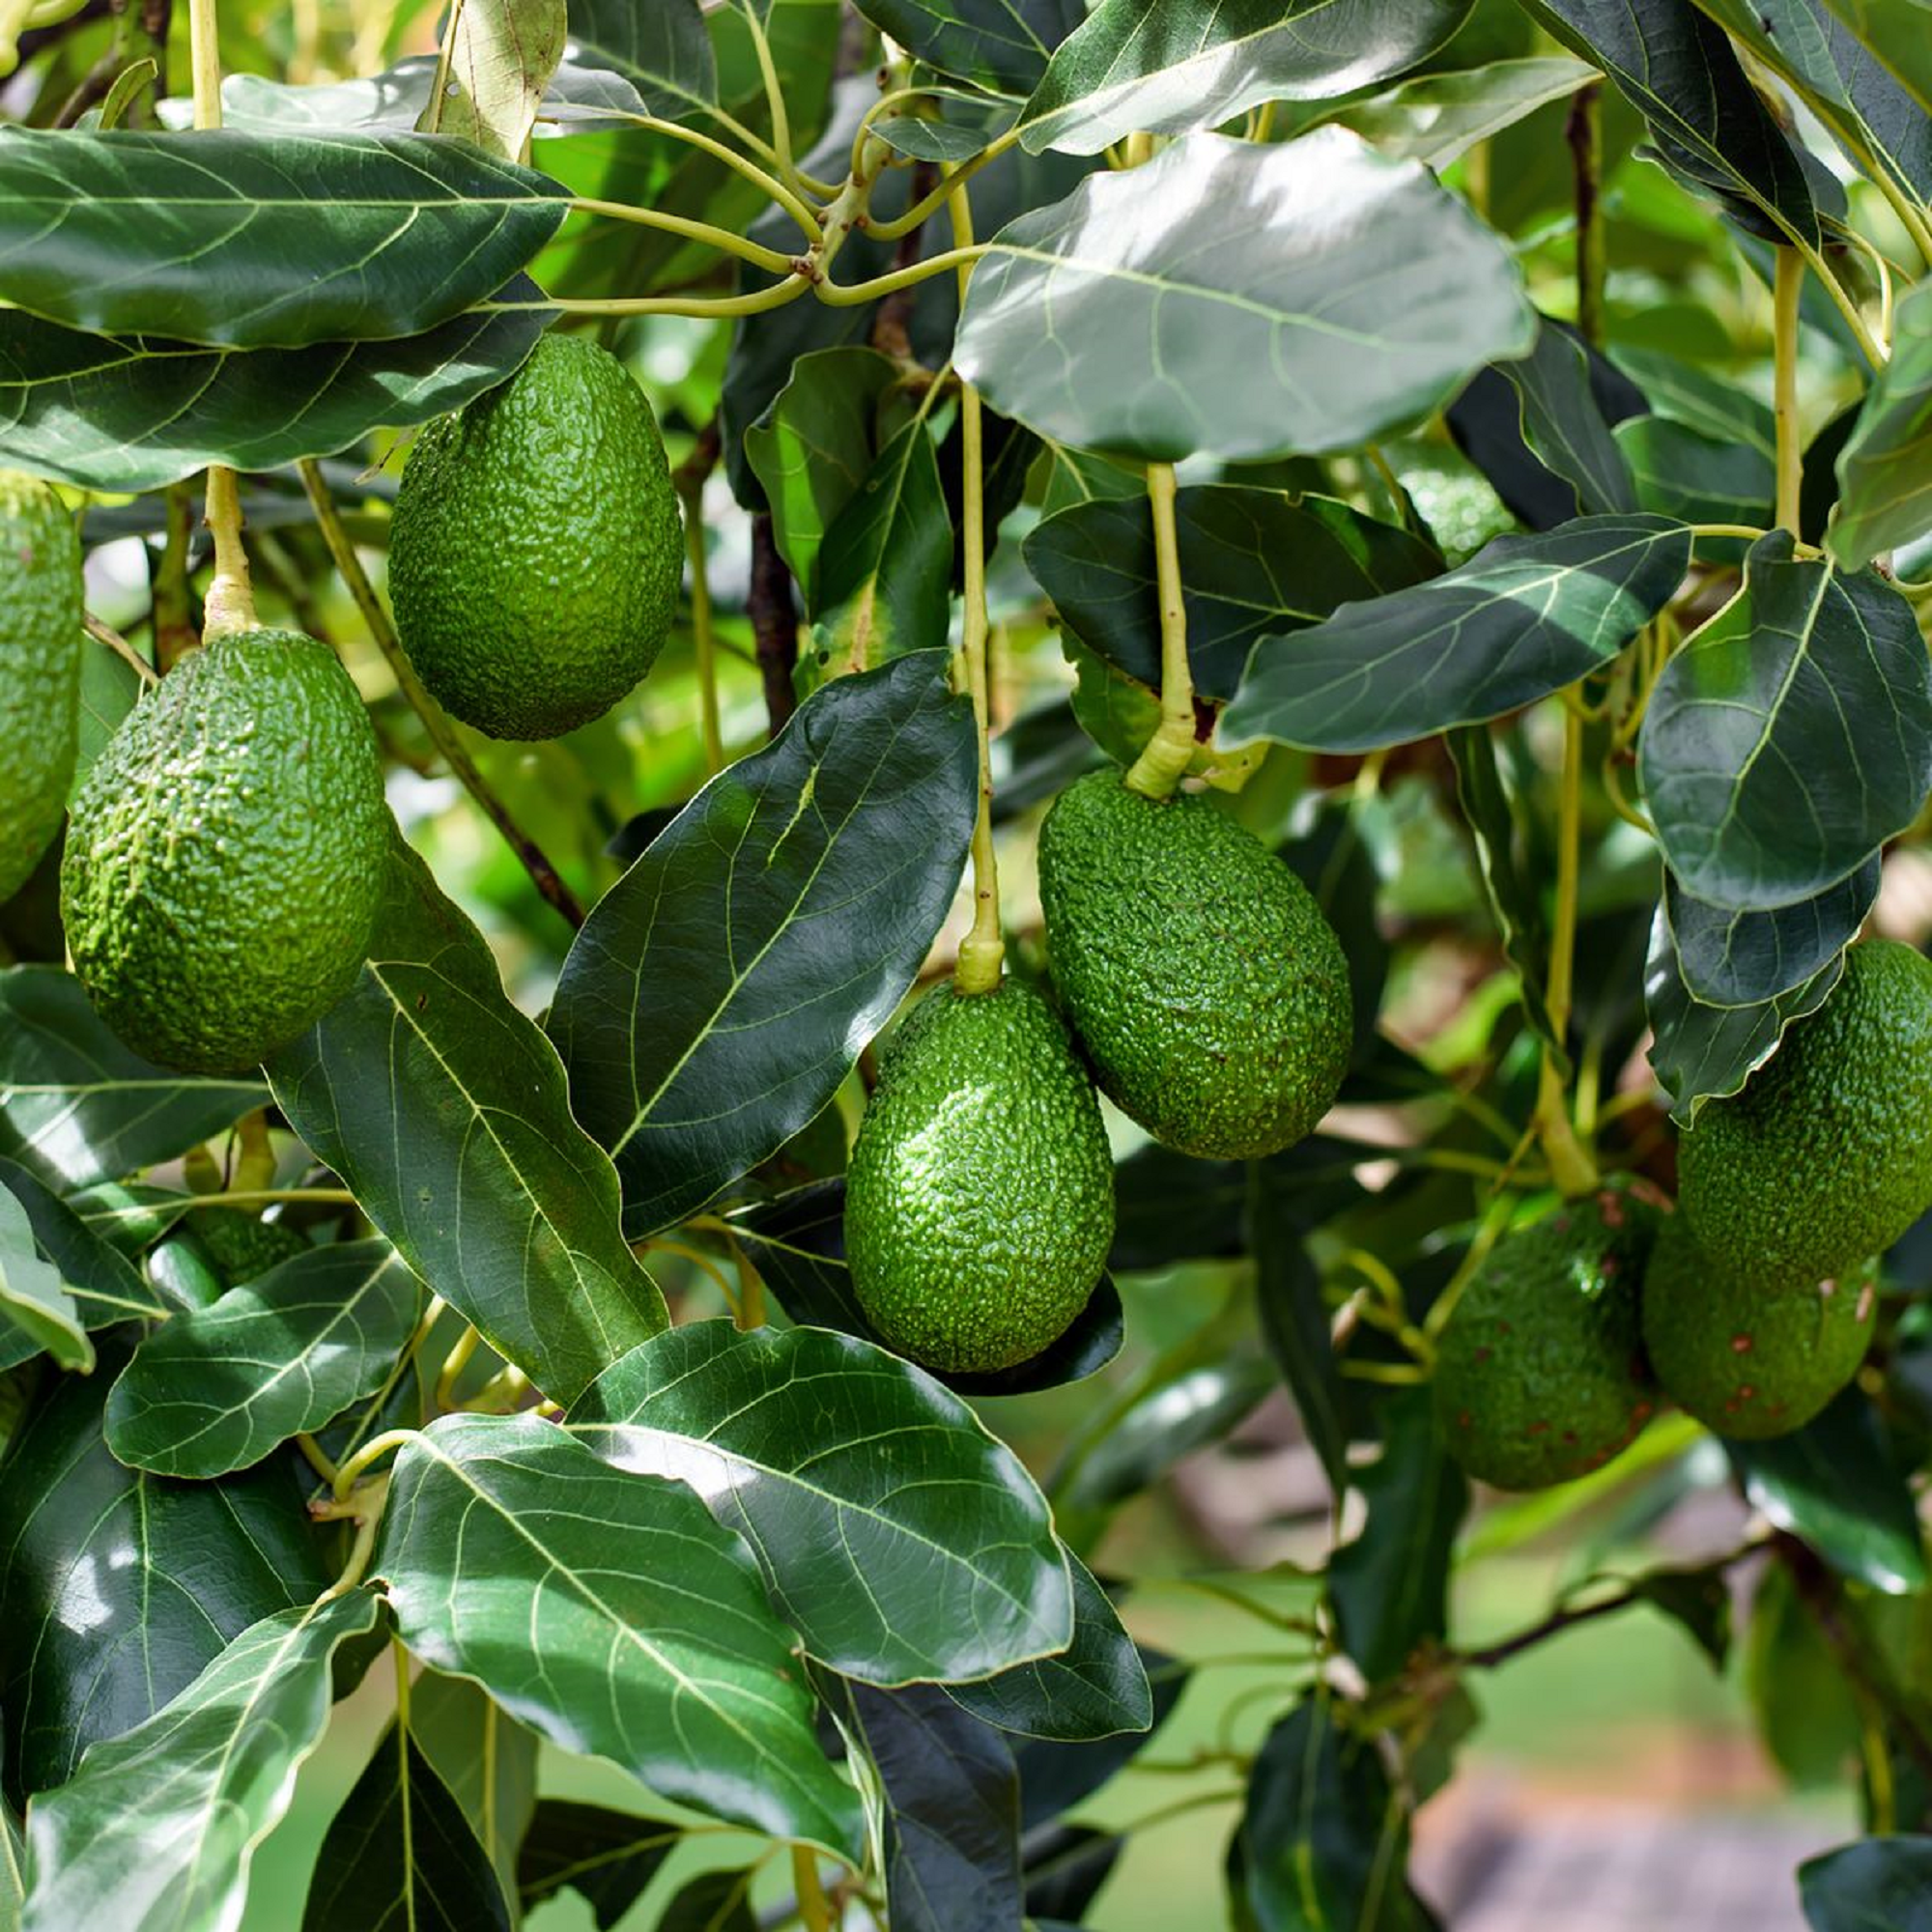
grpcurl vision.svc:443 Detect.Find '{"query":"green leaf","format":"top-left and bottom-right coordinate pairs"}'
top-left (1801, 1836), bottom-right (1932, 1930)
top-left (1616, 414), bottom-right (1775, 526)
top-left (548, 653), bottom-right (977, 1236)
top-left (409, 1672), bottom-right (537, 1904)
top-left (1819, 0), bottom-right (1932, 115)
top-left (1222, 514), bottom-right (1691, 754)
top-left (0, 1351), bottom-right (330, 1800)
top-left (1731, 1390), bottom-right (1929, 1594)
top-left (20, 1590), bottom-right (384, 1932)
top-left (1017, 0), bottom-right (1471, 157)
top-left (375, 1412), bottom-right (865, 1859)
top-left (944, 1553), bottom-right (1151, 1742)
top-left (0, 967), bottom-right (262, 1191)
top-left (955, 129), bottom-right (1535, 466)
top-left (301, 1723), bottom-right (510, 1932)
top-left (1495, 319), bottom-right (1638, 518)
top-left (659, 1867), bottom-right (757, 1932)
top-left (103, 1239), bottom-right (422, 1479)
top-left (1638, 535), bottom-right (1932, 911)
top-left (1326, 55), bottom-right (1599, 167)
top-left (1747, 1560), bottom-right (1863, 1784)
top-left (1248, 1167), bottom-right (1349, 1493)
top-left (872, 92), bottom-right (1015, 161)
top-left (564, 0), bottom-right (717, 120)
top-left (0, 1186), bottom-right (88, 1373)
top-left (418, 0), bottom-right (566, 158)
top-left (1831, 278), bottom-right (1932, 571)
top-left (849, 0), bottom-right (1084, 95)
top-left (1010, 1650), bottom-right (1188, 1830)
top-left (1633, 1564), bottom-right (1733, 1671)
top-left (1664, 860), bottom-right (1879, 1009)
top-left (1023, 486), bottom-right (1438, 704)
top-left (568, 1320), bottom-right (1073, 1686)
top-left (0, 131), bottom-right (568, 350)
top-left (517, 1801), bottom-right (680, 1930)
top-left (73, 632), bottom-right (139, 791)
top-left (266, 838), bottom-right (667, 1408)
top-left (1613, 346), bottom-right (1776, 457)
top-left (2, 1798), bottom-right (20, 1932)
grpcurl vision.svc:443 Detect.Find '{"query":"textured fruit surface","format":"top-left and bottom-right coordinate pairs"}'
top-left (388, 332), bottom-right (682, 740)
top-left (1679, 940), bottom-right (1932, 1285)
top-left (1037, 772), bottom-right (1351, 1159)
top-left (62, 627), bottom-right (388, 1073)
top-left (1433, 1188), bottom-right (1662, 1491)
top-left (0, 468), bottom-right (82, 902)
top-left (1641, 1221), bottom-right (1875, 1440)
top-left (193, 1209), bottom-right (309, 1286)
top-left (845, 979), bottom-right (1115, 1374)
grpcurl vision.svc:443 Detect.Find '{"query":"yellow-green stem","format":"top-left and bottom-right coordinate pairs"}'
top-left (331, 1429), bottom-right (416, 1504)
top-left (614, 112), bottom-right (823, 241)
top-left (434, 1322), bottom-right (482, 1411)
top-left (201, 456), bottom-right (255, 637)
top-left (1123, 463), bottom-right (1196, 799)
top-left (186, 0), bottom-right (220, 127)
top-left (816, 243), bottom-right (990, 306)
top-left (1774, 246), bottom-right (1804, 535)
top-left (1791, 235), bottom-right (1884, 370)
top-left (738, 0), bottom-right (799, 197)
top-left (569, 196), bottom-right (800, 275)
top-left (793, 1846), bottom-right (833, 1932)
top-left (315, 1495), bottom-right (384, 1601)
top-left (1535, 705), bottom-right (1598, 1197)
top-left (863, 127), bottom-right (1023, 241)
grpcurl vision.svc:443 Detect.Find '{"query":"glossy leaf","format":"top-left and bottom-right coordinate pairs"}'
top-left (20, 1590), bottom-right (384, 1932)
top-left (1011, 1650), bottom-right (1188, 1830)
top-left (301, 1724), bottom-right (510, 1932)
top-left (420, 0), bottom-right (565, 157)
top-left (567, 1320), bottom-right (1074, 1686)
top-left (267, 838), bottom-right (667, 1407)
top-left (1831, 278), bottom-right (1932, 571)
top-left (516, 1802), bottom-right (680, 1929)
top-left (850, 0), bottom-right (1084, 95)
top-left (1327, 54), bottom-right (1599, 166)
top-left (1493, 320), bottom-right (1639, 518)
top-left (1664, 860), bottom-right (1879, 1009)
top-left (565, 0), bottom-right (717, 120)
top-left (104, 1239), bottom-right (422, 1478)
top-left (0, 130), bottom-right (568, 349)
top-left (1023, 486), bottom-right (1438, 703)
top-left (548, 653), bottom-right (977, 1236)
top-left (1616, 415), bottom-right (1775, 526)
top-left (1819, 0), bottom-right (1932, 115)
top-left (375, 1412), bottom-right (865, 1859)
top-left (0, 1163), bottom-right (165, 1341)
top-left (0, 1185), bottom-right (87, 1374)
top-left (0, 967), bottom-right (262, 1191)
top-left (1614, 346), bottom-right (1776, 457)
top-left (955, 129), bottom-right (1535, 465)
top-left (1017, 0), bottom-right (1471, 156)
top-left (1639, 535), bottom-right (1932, 911)
top-left (410, 1670), bottom-right (537, 1904)
top-left (1801, 1836), bottom-right (1932, 1931)
top-left (1222, 514), bottom-right (1691, 754)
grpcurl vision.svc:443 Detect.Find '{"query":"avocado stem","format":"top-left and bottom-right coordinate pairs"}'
top-left (1123, 463), bottom-right (1197, 801)
top-left (200, 464), bottom-right (257, 638)
top-left (1773, 246), bottom-right (1804, 535)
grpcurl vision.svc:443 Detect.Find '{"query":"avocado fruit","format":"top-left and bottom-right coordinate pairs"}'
top-left (1433, 1187), bottom-right (1662, 1491)
top-left (1678, 940), bottom-right (1932, 1286)
top-left (61, 627), bottom-right (388, 1073)
top-left (388, 332), bottom-right (683, 741)
top-left (0, 469), bottom-right (82, 903)
top-left (845, 978), bottom-right (1115, 1374)
top-left (193, 1209), bottom-right (309, 1286)
top-left (1641, 1220), bottom-right (1875, 1439)
top-left (1037, 771), bottom-right (1351, 1159)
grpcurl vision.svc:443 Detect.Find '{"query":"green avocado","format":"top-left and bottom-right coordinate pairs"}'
top-left (192, 1209), bottom-right (309, 1286)
top-left (1679, 940), bottom-right (1932, 1286)
top-left (61, 627), bottom-right (388, 1073)
top-left (1037, 771), bottom-right (1352, 1159)
top-left (845, 978), bottom-right (1115, 1374)
top-left (388, 332), bottom-right (683, 741)
top-left (1433, 1188), bottom-right (1662, 1491)
top-left (0, 469), bottom-right (82, 902)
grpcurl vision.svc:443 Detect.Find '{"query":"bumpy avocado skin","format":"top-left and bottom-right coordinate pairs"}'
top-left (1641, 1221), bottom-right (1875, 1440)
top-left (1037, 772), bottom-right (1352, 1159)
top-left (193, 1209), bottom-right (309, 1286)
top-left (845, 980), bottom-right (1115, 1374)
top-left (0, 469), bottom-right (82, 902)
top-left (1433, 1189), bottom-right (1662, 1491)
top-left (61, 628), bottom-right (388, 1073)
top-left (387, 333), bottom-right (682, 740)
top-left (1679, 941), bottom-right (1932, 1286)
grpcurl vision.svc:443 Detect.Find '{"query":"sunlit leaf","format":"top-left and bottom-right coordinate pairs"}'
top-left (418, 0), bottom-right (567, 159)
top-left (1830, 278), bottom-right (1932, 571)
top-left (1817, 0), bottom-right (1932, 116)
top-left (1326, 54), bottom-right (1598, 167)
top-left (850, 0), bottom-right (1084, 95)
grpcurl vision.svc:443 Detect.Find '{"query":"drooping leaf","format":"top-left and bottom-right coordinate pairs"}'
top-left (566, 1321), bottom-right (1074, 1686)
top-left (300, 1723), bottom-right (510, 1932)
top-left (0, 1185), bottom-right (88, 1374)
top-left (1017, 0), bottom-right (1472, 156)
top-left (1831, 278), bottom-right (1932, 571)
top-left (1222, 514), bottom-right (1691, 754)
top-left (375, 1412), bottom-right (865, 1860)
top-left (955, 128), bottom-right (1535, 465)
top-left (19, 1590), bottom-right (384, 1932)
top-left (849, 0), bottom-right (1085, 96)
top-left (1616, 414), bottom-right (1775, 527)
top-left (0, 1169), bottom-right (169, 1355)
top-left (409, 1671), bottom-right (537, 1905)
top-left (1747, 1558), bottom-right (1865, 1786)
top-left (548, 653), bottom-right (977, 1237)
top-left (1010, 1649), bottom-right (1189, 1831)
top-left (516, 1801), bottom-right (680, 1929)
top-left (1638, 535), bottom-right (1932, 911)
top-left (266, 838), bottom-right (667, 1408)
top-left (103, 1239), bottom-right (423, 1478)
top-left (0, 967), bottom-right (262, 1191)
top-left (0, 130), bottom-right (568, 349)
top-left (418, 0), bottom-right (566, 158)
top-left (1491, 319), bottom-right (1639, 519)
top-left (1801, 1835), bottom-right (1932, 1931)
top-left (1324, 54), bottom-right (1599, 167)
top-left (1664, 860), bottom-right (1879, 1009)
top-left (563, 0), bottom-right (718, 121)
top-left (1818, 0), bottom-right (1932, 115)
top-left (1024, 1824), bottom-right (1122, 1923)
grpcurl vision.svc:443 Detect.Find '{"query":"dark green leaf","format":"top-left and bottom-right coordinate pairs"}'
top-left (1494, 318), bottom-right (1639, 518)
top-left (0, 1157), bottom-right (165, 1339)
top-left (1613, 346), bottom-right (1776, 457)
top-left (301, 1724), bottom-right (509, 1932)
top-left (1616, 414), bottom-right (1775, 526)
top-left (1011, 1651), bottom-right (1188, 1830)
top-left (1017, 0), bottom-right (1471, 156)
top-left (0, 967), bottom-right (262, 1191)
top-left (1819, 0), bottom-right (1932, 115)
top-left (375, 1412), bottom-right (864, 1858)
top-left (104, 1239), bottom-right (422, 1478)
top-left (549, 654), bottom-right (977, 1236)
top-left (1223, 514), bottom-right (1691, 753)
top-left (1023, 1824), bottom-right (1122, 1922)
top-left (409, 1671), bottom-right (536, 1904)
top-left (1746, 1560), bottom-right (1863, 1785)
top-left (955, 129), bottom-right (1534, 465)
top-left (1248, 1166), bottom-right (1348, 1493)
top-left (1633, 1564), bottom-right (1733, 1671)
top-left (850, 0), bottom-right (1084, 95)
top-left (565, 0), bottom-right (717, 120)
top-left (566, 1321), bottom-right (1075, 1686)
top-left (873, 93), bottom-right (1015, 161)
top-left (1664, 860), bottom-right (1879, 1009)
top-left (0, 131), bottom-right (567, 350)
top-left (0, 1185), bottom-right (87, 1372)
top-left (517, 1801), bottom-right (680, 1930)
top-left (1831, 278), bottom-right (1932, 571)
top-left (1638, 535), bottom-right (1932, 911)
top-left (267, 838), bottom-right (667, 1408)
top-left (658, 1867), bottom-right (757, 1932)
top-left (1023, 486), bottom-right (1438, 703)
top-left (1801, 1835), bottom-right (1932, 1930)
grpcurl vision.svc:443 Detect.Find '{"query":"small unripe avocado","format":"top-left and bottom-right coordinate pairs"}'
top-left (1433, 1188), bottom-right (1662, 1491)
top-left (1037, 772), bottom-right (1351, 1159)
top-left (1641, 1221), bottom-right (1875, 1439)
top-left (388, 332), bottom-right (682, 740)
top-left (0, 468), bottom-right (82, 902)
top-left (192, 1209), bottom-right (309, 1286)
top-left (845, 979), bottom-right (1115, 1374)
top-left (1679, 941), bottom-right (1932, 1286)
top-left (61, 627), bottom-right (388, 1073)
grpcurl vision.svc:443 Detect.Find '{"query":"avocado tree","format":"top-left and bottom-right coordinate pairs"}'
top-left (1, 0), bottom-right (1931, 1926)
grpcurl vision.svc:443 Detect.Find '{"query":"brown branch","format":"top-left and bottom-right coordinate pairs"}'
top-left (868, 159), bottom-right (938, 360)
top-left (749, 512), bottom-right (798, 736)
